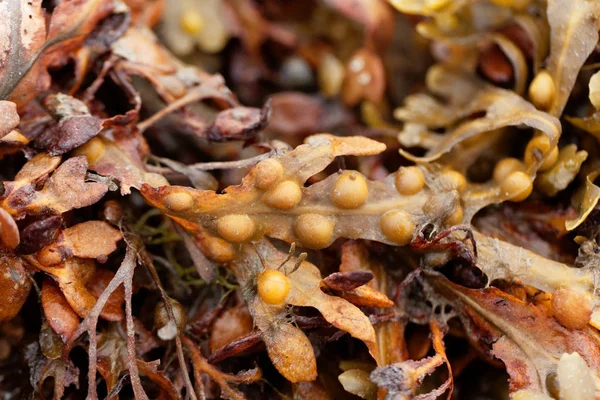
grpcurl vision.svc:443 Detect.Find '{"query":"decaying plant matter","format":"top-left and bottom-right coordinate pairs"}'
top-left (3, 0), bottom-right (600, 399)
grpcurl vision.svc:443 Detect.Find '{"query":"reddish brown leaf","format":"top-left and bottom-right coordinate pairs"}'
top-left (1, 155), bottom-right (108, 218)
top-left (33, 94), bottom-right (104, 156)
top-left (37, 221), bottom-right (122, 263)
top-left (17, 214), bottom-right (62, 255)
top-left (136, 360), bottom-right (179, 400)
top-left (75, 134), bottom-right (155, 195)
top-left (206, 102), bottom-right (270, 143)
top-left (43, 156), bottom-right (108, 212)
top-left (209, 304), bottom-right (254, 353)
top-left (41, 278), bottom-right (80, 341)
top-left (323, 271), bottom-right (374, 292)
top-left (267, 92), bottom-right (355, 139)
top-left (208, 331), bottom-right (262, 364)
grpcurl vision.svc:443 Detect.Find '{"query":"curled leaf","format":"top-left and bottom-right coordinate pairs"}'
top-left (396, 66), bottom-right (560, 164)
top-left (1, 156), bottom-right (108, 218)
top-left (33, 94), bottom-right (104, 156)
top-left (75, 135), bottom-right (157, 195)
top-left (285, 256), bottom-right (379, 360)
top-left (566, 172), bottom-right (600, 231)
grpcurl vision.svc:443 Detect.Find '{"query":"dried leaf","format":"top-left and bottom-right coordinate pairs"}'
top-left (136, 359), bottom-right (179, 400)
top-left (182, 334), bottom-right (261, 400)
top-left (25, 341), bottom-right (80, 399)
top-left (38, 221), bottom-right (122, 263)
top-left (17, 214), bottom-right (62, 254)
top-left (336, 285), bottom-right (395, 308)
top-left (209, 303), bottom-right (253, 353)
top-left (1, 155), bottom-right (108, 218)
top-left (322, 271), bottom-right (374, 292)
top-left (206, 102), bottom-right (271, 143)
top-left (285, 256), bottom-right (379, 358)
top-left (33, 94), bottom-right (104, 156)
top-left (85, 269), bottom-right (125, 322)
top-left (42, 277), bottom-right (80, 341)
top-left (267, 92), bottom-right (355, 139)
top-left (111, 27), bottom-right (229, 103)
top-left (75, 134), bottom-right (157, 195)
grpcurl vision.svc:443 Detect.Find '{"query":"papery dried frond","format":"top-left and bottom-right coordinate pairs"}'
top-left (396, 65), bottom-right (561, 217)
top-left (232, 239), bottom-right (379, 381)
top-left (427, 272), bottom-right (600, 398)
top-left (546, 0), bottom-right (600, 116)
top-left (142, 135), bottom-right (471, 260)
top-left (567, 171), bottom-right (600, 231)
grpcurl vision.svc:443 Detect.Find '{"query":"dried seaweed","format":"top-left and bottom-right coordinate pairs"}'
top-left (2, 0), bottom-right (600, 399)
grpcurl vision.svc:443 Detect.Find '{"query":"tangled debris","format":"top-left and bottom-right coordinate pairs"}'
top-left (2, 0), bottom-right (600, 399)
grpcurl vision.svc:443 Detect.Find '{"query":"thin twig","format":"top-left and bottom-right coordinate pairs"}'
top-left (137, 77), bottom-right (235, 133)
top-left (147, 142), bottom-right (290, 173)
